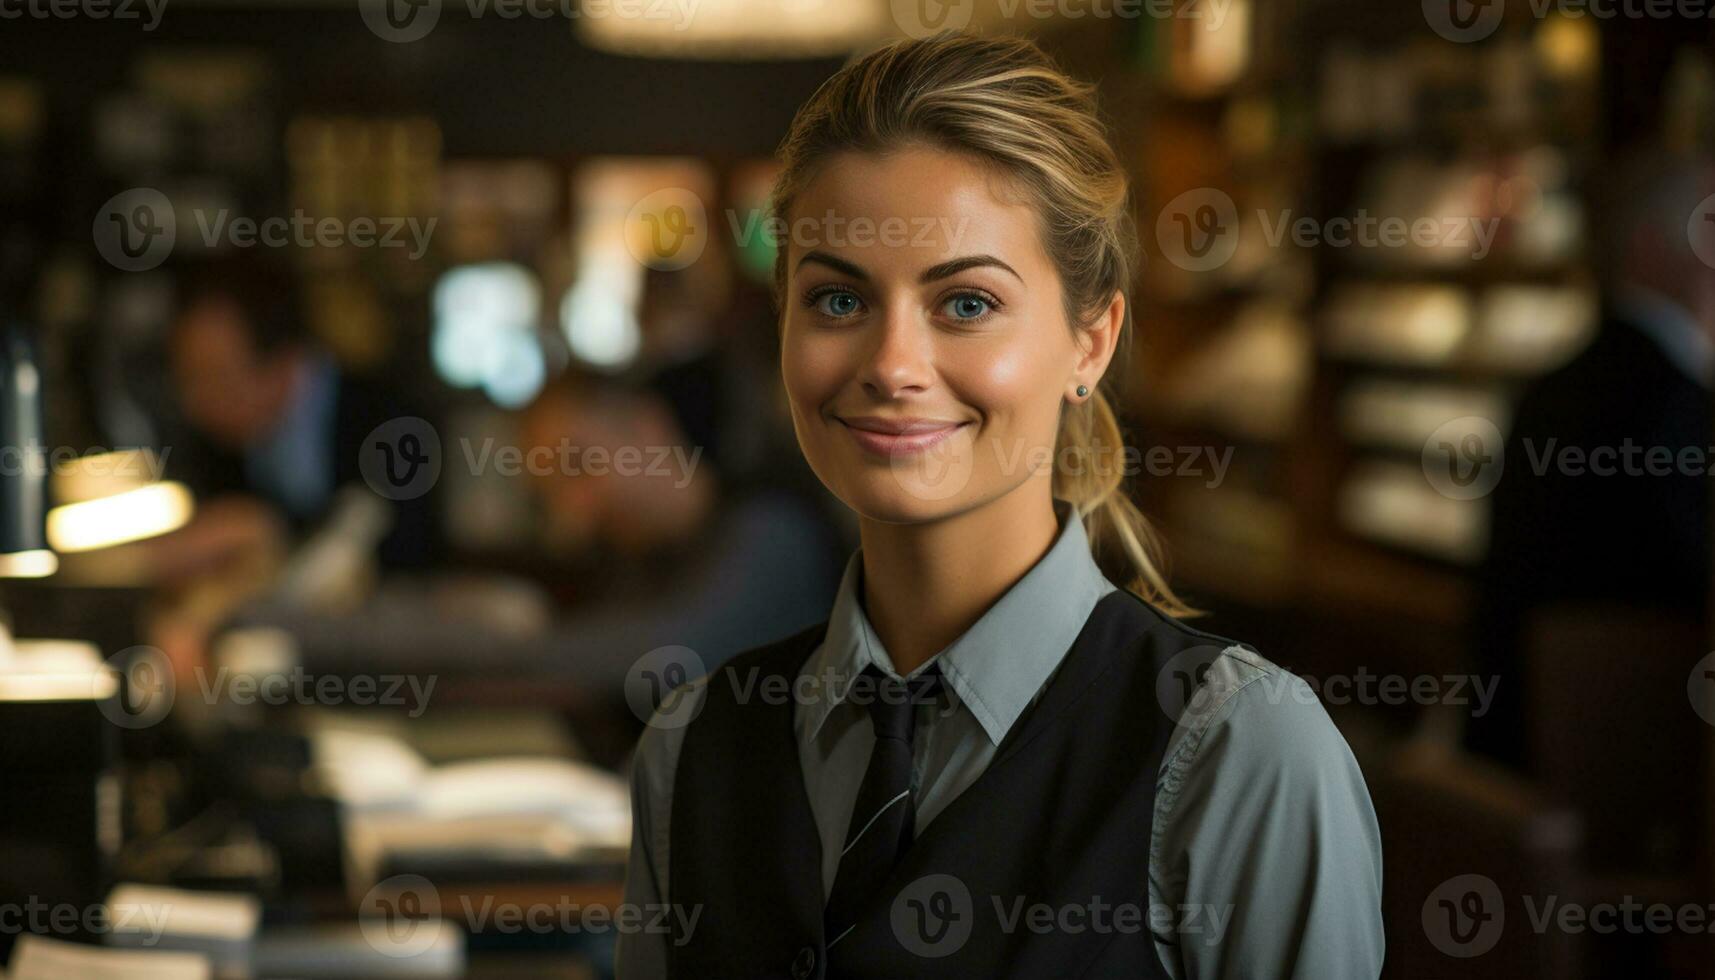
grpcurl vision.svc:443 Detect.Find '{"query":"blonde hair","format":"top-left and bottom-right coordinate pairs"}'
top-left (771, 31), bottom-right (1195, 616)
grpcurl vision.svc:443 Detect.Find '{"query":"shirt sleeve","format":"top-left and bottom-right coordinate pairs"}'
top-left (614, 697), bottom-right (698, 980)
top-left (1149, 650), bottom-right (1385, 980)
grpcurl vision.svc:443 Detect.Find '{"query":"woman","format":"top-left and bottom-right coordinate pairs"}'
top-left (617, 32), bottom-right (1384, 979)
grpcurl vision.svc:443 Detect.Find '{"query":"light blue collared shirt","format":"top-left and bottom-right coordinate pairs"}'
top-left (618, 505), bottom-right (1385, 979)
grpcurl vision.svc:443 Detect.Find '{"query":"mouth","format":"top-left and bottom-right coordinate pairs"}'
top-left (835, 415), bottom-right (971, 457)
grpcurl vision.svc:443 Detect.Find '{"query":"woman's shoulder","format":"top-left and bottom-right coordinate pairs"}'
top-left (1158, 638), bottom-right (1369, 810)
top-left (1147, 641), bottom-right (1387, 976)
top-left (1104, 590), bottom-right (1327, 734)
top-left (1084, 591), bottom-right (1355, 786)
top-left (1178, 645), bottom-right (1337, 743)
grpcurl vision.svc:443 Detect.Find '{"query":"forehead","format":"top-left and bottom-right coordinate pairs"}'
top-left (786, 146), bottom-right (1046, 275)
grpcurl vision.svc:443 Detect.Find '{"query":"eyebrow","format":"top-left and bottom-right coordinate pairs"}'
top-left (795, 251), bottom-right (1024, 285)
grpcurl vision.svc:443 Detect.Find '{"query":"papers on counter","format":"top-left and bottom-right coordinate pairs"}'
top-left (308, 729), bottom-right (632, 895)
top-left (7, 934), bottom-right (209, 980)
top-left (104, 885), bottom-right (259, 979)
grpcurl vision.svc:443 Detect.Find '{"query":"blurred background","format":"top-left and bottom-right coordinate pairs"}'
top-left (0, 1), bottom-right (1711, 977)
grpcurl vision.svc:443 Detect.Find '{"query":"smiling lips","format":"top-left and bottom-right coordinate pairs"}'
top-left (837, 415), bottom-right (970, 457)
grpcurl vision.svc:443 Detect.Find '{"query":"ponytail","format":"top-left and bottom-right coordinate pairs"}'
top-left (1055, 389), bottom-right (1198, 617)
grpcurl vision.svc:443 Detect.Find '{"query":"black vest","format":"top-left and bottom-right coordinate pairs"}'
top-left (666, 590), bottom-right (1236, 980)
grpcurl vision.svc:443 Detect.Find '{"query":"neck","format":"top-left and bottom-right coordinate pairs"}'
top-left (857, 476), bottom-right (1060, 676)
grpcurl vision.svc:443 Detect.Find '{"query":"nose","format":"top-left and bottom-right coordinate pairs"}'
top-left (858, 301), bottom-right (933, 400)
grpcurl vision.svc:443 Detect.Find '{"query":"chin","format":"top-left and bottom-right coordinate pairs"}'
top-left (836, 484), bottom-right (971, 525)
top-left (822, 454), bottom-right (1022, 526)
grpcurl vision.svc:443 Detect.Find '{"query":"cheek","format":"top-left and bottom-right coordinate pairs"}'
top-left (780, 324), bottom-right (845, 415)
top-left (951, 336), bottom-right (1067, 438)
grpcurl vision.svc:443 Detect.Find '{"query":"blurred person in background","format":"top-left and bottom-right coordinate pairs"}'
top-left (219, 371), bottom-right (844, 763)
top-left (1469, 148), bottom-right (1714, 770)
top-left (143, 252), bottom-right (441, 681)
top-left (156, 252), bottom-right (440, 577)
top-left (512, 374), bottom-right (844, 655)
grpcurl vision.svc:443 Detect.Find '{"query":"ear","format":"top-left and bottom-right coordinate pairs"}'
top-left (1072, 289), bottom-right (1124, 399)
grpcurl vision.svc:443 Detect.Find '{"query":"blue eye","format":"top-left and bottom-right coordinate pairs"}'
top-left (943, 294), bottom-right (991, 320)
top-left (814, 290), bottom-right (862, 318)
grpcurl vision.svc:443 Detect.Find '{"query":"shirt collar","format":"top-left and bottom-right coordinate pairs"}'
top-left (799, 500), bottom-right (1116, 746)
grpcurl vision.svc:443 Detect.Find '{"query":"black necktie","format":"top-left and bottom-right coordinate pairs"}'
top-left (823, 664), bottom-right (943, 946)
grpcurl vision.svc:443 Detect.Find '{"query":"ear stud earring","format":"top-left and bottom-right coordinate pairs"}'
top-left (1076, 384), bottom-right (1089, 398)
